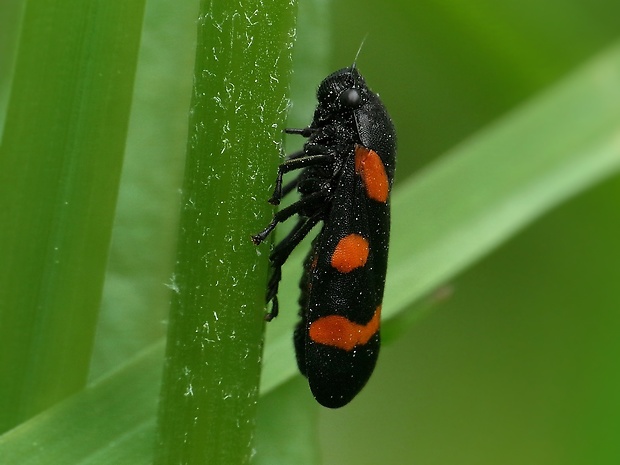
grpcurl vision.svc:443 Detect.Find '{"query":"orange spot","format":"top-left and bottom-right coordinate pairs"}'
top-left (331, 234), bottom-right (369, 273)
top-left (309, 306), bottom-right (381, 351)
top-left (355, 145), bottom-right (389, 203)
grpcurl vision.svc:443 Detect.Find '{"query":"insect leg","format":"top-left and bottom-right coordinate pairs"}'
top-left (269, 154), bottom-right (332, 205)
top-left (265, 212), bottom-right (322, 320)
top-left (252, 190), bottom-right (326, 245)
top-left (273, 146), bottom-right (326, 202)
top-left (285, 127), bottom-right (315, 137)
top-left (279, 176), bottom-right (300, 200)
top-left (284, 149), bottom-right (305, 161)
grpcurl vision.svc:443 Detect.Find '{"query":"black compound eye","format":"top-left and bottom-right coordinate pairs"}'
top-left (338, 88), bottom-right (361, 108)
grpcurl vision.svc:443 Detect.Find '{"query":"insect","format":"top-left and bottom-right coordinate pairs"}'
top-left (252, 63), bottom-right (396, 408)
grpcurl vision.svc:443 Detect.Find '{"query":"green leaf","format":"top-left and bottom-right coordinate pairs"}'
top-left (89, 0), bottom-right (198, 381)
top-left (0, 0), bottom-right (146, 432)
top-left (384, 42), bottom-right (620, 323)
top-left (253, 377), bottom-right (321, 465)
top-left (0, 343), bottom-right (162, 465)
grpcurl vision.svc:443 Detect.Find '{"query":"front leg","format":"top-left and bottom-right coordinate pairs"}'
top-left (285, 127), bottom-right (315, 137)
top-left (269, 154), bottom-right (333, 205)
top-left (251, 191), bottom-right (327, 245)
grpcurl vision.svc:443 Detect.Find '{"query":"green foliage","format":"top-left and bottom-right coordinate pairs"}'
top-left (0, 0), bottom-right (146, 432)
top-left (1, 0), bottom-right (620, 464)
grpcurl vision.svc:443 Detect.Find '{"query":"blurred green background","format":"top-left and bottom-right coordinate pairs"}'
top-left (320, 1), bottom-right (620, 464)
top-left (2, 0), bottom-right (620, 463)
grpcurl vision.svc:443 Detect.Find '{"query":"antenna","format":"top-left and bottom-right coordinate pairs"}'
top-left (352, 34), bottom-right (369, 68)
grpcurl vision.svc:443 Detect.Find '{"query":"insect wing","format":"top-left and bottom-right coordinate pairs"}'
top-left (296, 145), bottom-right (391, 408)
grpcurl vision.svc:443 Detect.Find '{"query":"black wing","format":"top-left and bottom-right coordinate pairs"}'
top-left (295, 144), bottom-right (392, 408)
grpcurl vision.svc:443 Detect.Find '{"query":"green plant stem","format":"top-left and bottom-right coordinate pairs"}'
top-left (0, 0), bottom-right (146, 433)
top-left (153, 1), bottom-right (297, 464)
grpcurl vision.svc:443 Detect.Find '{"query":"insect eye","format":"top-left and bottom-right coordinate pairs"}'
top-left (339, 88), bottom-right (361, 108)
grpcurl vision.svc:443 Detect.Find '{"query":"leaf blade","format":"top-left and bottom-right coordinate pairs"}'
top-left (384, 42), bottom-right (620, 320)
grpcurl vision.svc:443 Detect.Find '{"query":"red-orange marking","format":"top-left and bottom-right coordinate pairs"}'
top-left (354, 145), bottom-right (389, 203)
top-left (309, 306), bottom-right (381, 351)
top-left (330, 234), bottom-right (369, 273)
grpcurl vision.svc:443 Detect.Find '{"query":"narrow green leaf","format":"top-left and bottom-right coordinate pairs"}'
top-left (0, 0), bottom-right (146, 432)
top-left (0, 343), bottom-right (162, 465)
top-left (0, 0), bottom-right (25, 136)
top-left (384, 41), bottom-right (620, 322)
top-left (253, 378), bottom-right (321, 465)
top-left (89, 0), bottom-right (198, 381)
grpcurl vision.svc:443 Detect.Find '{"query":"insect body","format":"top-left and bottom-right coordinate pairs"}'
top-left (253, 65), bottom-right (396, 408)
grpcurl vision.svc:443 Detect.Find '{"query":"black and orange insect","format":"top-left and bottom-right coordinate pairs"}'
top-left (252, 64), bottom-right (396, 408)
